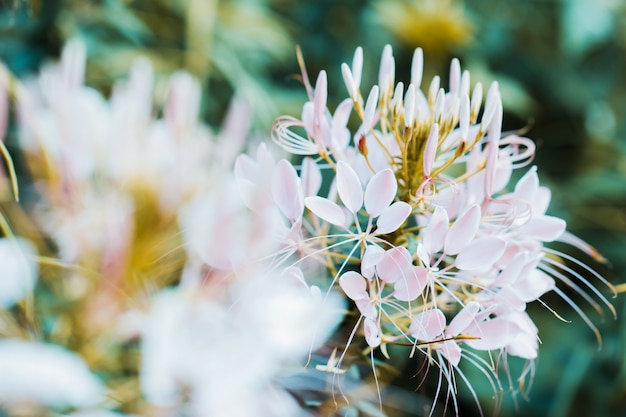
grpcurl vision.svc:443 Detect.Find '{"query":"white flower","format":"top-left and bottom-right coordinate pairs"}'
top-left (0, 339), bottom-right (104, 408)
top-left (0, 237), bottom-right (37, 308)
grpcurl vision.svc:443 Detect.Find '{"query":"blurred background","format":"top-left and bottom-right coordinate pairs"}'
top-left (0, 0), bottom-right (625, 416)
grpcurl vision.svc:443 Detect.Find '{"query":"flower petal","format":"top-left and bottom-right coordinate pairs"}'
top-left (364, 168), bottom-right (396, 217)
top-left (518, 215), bottom-right (566, 242)
top-left (444, 204), bottom-right (480, 255)
top-left (439, 339), bottom-right (461, 367)
top-left (361, 245), bottom-right (385, 279)
top-left (376, 246), bottom-right (412, 284)
top-left (272, 159), bottom-right (303, 221)
top-left (455, 237), bottom-right (506, 270)
top-left (364, 317), bottom-right (381, 347)
top-left (375, 201), bottom-right (411, 234)
top-left (423, 124), bottom-right (438, 177)
top-left (423, 206), bottom-right (449, 255)
top-left (464, 319), bottom-right (516, 351)
top-left (301, 157), bottom-right (322, 197)
top-left (393, 266), bottom-right (428, 302)
top-left (336, 160), bottom-right (363, 214)
top-left (339, 271), bottom-right (368, 301)
top-left (304, 196), bottom-right (346, 227)
top-left (409, 308), bottom-right (446, 341)
top-left (514, 166), bottom-right (538, 202)
top-left (447, 301), bottom-right (480, 336)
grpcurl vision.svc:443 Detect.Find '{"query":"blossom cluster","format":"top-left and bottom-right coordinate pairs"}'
top-left (271, 45), bottom-right (615, 409)
top-left (0, 40), bottom-right (615, 417)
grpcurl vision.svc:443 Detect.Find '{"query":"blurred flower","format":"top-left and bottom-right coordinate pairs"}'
top-left (0, 339), bottom-right (104, 409)
top-left (370, 0), bottom-right (474, 55)
top-left (0, 237), bottom-right (37, 309)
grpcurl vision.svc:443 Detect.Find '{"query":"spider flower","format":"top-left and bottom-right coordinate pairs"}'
top-left (271, 44), bottom-right (615, 414)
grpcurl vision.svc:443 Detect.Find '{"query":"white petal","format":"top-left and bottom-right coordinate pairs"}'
top-left (393, 267), bottom-right (428, 302)
top-left (455, 237), bottom-right (506, 270)
top-left (518, 215), bottom-right (566, 242)
top-left (364, 168), bottom-right (396, 217)
top-left (301, 157), bottom-right (322, 197)
top-left (376, 246), bottom-right (412, 284)
top-left (464, 319), bottom-right (516, 351)
top-left (272, 159), bottom-right (303, 221)
top-left (304, 196), bottom-right (346, 227)
top-left (410, 308), bottom-right (446, 341)
top-left (447, 301), bottom-right (480, 336)
top-left (364, 317), bottom-right (381, 347)
top-left (339, 271), bottom-right (368, 301)
top-left (336, 160), bottom-right (363, 214)
top-left (423, 206), bottom-right (449, 255)
top-left (444, 204), bottom-right (480, 255)
top-left (375, 201), bottom-right (411, 234)
top-left (361, 245), bottom-right (385, 279)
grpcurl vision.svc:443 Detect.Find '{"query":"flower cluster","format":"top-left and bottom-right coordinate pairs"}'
top-left (271, 44), bottom-right (615, 411)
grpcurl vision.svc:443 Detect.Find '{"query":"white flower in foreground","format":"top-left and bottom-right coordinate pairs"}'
top-left (0, 237), bottom-right (37, 308)
top-left (0, 339), bottom-right (104, 408)
top-left (141, 272), bottom-right (344, 417)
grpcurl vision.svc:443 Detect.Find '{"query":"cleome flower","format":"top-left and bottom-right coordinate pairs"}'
top-left (270, 43), bottom-right (616, 415)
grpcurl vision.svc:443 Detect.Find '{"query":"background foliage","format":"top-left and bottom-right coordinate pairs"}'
top-left (0, 0), bottom-right (625, 416)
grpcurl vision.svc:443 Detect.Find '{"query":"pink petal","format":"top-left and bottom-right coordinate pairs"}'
top-left (364, 317), bottom-right (381, 347)
top-left (272, 159), bottom-right (304, 221)
top-left (355, 298), bottom-right (378, 319)
top-left (447, 301), bottom-right (480, 336)
top-left (361, 245), bottom-right (385, 279)
top-left (336, 161), bottom-right (363, 214)
top-left (409, 308), bottom-right (446, 341)
top-left (439, 339), bottom-right (461, 367)
top-left (423, 206), bottom-right (449, 255)
top-left (444, 204), bottom-right (481, 255)
top-left (339, 271), bottom-right (368, 301)
top-left (304, 196), bottom-right (346, 227)
top-left (301, 157), bottom-right (322, 197)
top-left (375, 201), bottom-right (411, 234)
top-left (393, 266), bottom-right (428, 301)
top-left (422, 124), bottom-right (438, 177)
top-left (518, 215), bottom-right (566, 242)
top-left (376, 246), bottom-right (412, 284)
top-left (464, 318), bottom-right (516, 351)
top-left (455, 237), bottom-right (506, 270)
top-left (364, 169), bottom-right (397, 217)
